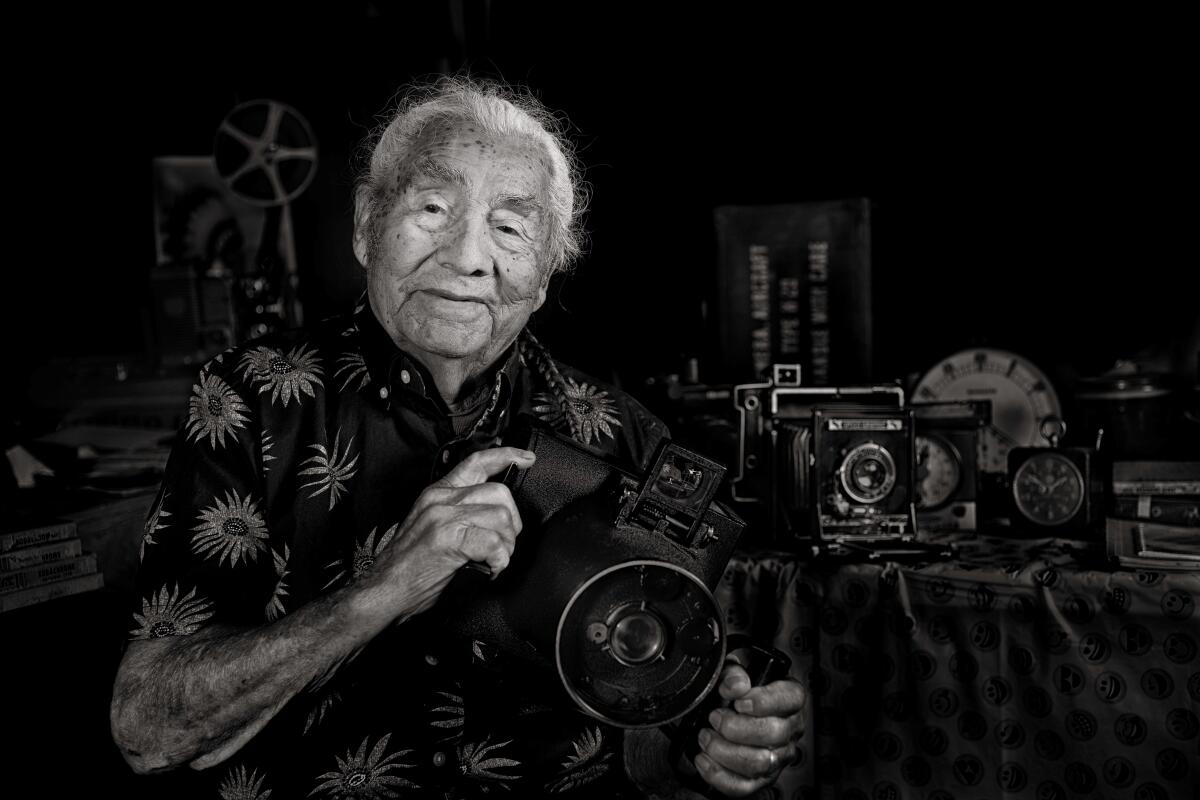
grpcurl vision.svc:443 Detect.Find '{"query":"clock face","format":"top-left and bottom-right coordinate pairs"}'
top-left (916, 434), bottom-right (961, 509)
top-left (913, 349), bottom-right (1062, 473)
top-left (1012, 452), bottom-right (1084, 525)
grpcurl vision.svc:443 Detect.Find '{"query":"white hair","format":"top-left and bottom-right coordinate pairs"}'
top-left (357, 76), bottom-right (588, 274)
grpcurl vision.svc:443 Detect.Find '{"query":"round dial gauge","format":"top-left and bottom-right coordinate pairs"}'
top-left (916, 434), bottom-right (962, 509)
top-left (913, 349), bottom-right (1062, 473)
top-left (1012, 452), bottom-right (1084, 525)
top-left (838, 443), bottom-right (897, 504)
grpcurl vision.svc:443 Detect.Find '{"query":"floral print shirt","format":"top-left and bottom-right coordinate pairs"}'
top-left (131, 300), bottom-right (669, 799)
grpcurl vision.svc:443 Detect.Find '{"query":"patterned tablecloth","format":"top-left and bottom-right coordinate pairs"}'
top-left (714, 536), bottom-right (1200, 800)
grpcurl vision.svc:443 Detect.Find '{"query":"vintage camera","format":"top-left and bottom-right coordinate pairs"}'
top-left (811, 407), bottom-right (917, 541)
top-left (912, 400), bottom-right (991, 532)
top-left (440, 418), bottom-right (745, 729)
top-left (730, 364), bottom-right (908, 543)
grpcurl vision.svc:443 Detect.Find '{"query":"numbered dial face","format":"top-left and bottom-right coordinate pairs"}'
top-left (916, 434), bottom-right (962, 509)
top-left (1012, 453), bottom-right (1084, 525)
top-left (914, 349), bottom-right (1061, 473)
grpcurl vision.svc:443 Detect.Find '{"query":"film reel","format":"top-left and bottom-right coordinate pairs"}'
top-left (212, 99), bottom-right (317, 335)
top-left (214, 99), bottom-right (317, 207)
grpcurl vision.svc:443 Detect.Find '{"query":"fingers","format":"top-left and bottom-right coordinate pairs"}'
top-left (717, 663), bottom-right (752, 701)
top-left (456, 524), bottom-right (514, 576)
top-left (707, 706), bottom-right (796, 747)
top-left (730, 679), bottom-right (807, 719)
top-left (693, 749), bottom-right (771, 797)
top-left (434, 447), bottom-right (535, 488)
top-left (697, 727), bottom-right (797, 780)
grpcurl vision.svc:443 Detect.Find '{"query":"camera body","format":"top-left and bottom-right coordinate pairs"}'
top-left (812, 407), bottom-right (916, 541)
top-left (729, 365), bottom-right (913, 544)
top-left (441, 417), bottom-right (745, 728)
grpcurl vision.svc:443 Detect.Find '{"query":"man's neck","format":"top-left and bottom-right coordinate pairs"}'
top-left (407, 349), bottom-right (501, 410)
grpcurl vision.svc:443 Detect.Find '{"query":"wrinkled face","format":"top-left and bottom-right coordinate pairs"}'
top-left (355, 122), bottom-right (550, 369)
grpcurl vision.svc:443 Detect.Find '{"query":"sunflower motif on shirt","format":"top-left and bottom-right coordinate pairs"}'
top-left (192, 490), bottom-right (270, 567)
top-left (547, 727), bottom-right (612, 793)
top-left (140, 490), bottom-right (172, 561)
top-left (335, 351), bottom-right (371, 393)
top-left (309, 733), bottom-right (417, 798)
top-left (261, 429), bottom-right (277, 472)
top-left (239, 344), bottom-right (324, 407)
top-left (129, 584), bottom-right (214, 640)
top-left (186, 373), bottom-right (251, 448)
top-left (459, 736), bottom-right (522, 784)
top-left (322, 524), bottom-right (397, 590)
top-left (264, 544), bottom-right (291, 622)
top-left (532, 377), bottom-right (622, 446)
top-left (219, 764), bottom-right (273, 800)
top-left (299, 432), bottom-right (360, 510)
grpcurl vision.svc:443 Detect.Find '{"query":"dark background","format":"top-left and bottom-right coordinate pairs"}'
top-left (2, 4), bottom-right (1196, 794)
top-left (7, 3), bottom-right (1197, 424)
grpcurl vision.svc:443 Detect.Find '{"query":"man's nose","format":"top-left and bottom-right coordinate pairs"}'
top-left (437, 214), bottom-right (494, 277)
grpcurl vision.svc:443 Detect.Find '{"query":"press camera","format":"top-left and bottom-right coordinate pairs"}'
top-left (727, 365), bottom-right (916, 544)
top-left (440, 417), bottom-right (745, 728)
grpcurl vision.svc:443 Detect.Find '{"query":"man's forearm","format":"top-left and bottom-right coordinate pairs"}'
top-left (110, 582), bottom-right (388, 774)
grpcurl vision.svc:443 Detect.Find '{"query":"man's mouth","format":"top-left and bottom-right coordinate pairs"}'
top-left (422, 289), bottom-right (487, 305)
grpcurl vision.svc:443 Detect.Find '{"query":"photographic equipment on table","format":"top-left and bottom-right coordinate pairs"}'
top-left (214, 99), bottom-right (317, 341)
top-left (731, 364), bottom-right (907, 544)
top-left (442, 419), bottom-right (745, 729)
top-left (912, 401), bottom-right (991, 532)
top-left (1007, 417), bottom-right (1104, 536)
top-left (812, 406), bottom-right (916, 541)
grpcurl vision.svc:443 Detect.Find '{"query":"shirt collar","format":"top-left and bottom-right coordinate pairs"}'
top-left (354, 298), bottom-right (521, 419)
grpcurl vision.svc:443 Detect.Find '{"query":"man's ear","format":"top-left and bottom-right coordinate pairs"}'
top-left (351, 185), bottom-right (373, 269)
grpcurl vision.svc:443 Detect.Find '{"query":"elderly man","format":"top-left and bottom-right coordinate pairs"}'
top-left (111, 78), bottom-right (805, 799)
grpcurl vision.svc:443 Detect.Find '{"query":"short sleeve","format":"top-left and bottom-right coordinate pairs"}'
top-left (129, 351), bottom-right (280, 640)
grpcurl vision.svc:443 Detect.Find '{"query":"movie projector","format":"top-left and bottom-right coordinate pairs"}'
top-left (214, 98), bottom-right (317, 339)
top-left (150, 99), bottom-right (317, 366)
top-left (439, 419), bottom-right (748, 728)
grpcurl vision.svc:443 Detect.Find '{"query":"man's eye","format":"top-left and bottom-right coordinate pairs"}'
top-left (496, 224), bottom-right (520, 236)
top-left (423, 203), bottom-right (444, 214)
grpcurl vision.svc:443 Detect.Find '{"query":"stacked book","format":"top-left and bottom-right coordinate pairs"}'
top-left (0, 517), bottom-right (104, 613)
top-left (1106, 461), bottom-right (1200, 570)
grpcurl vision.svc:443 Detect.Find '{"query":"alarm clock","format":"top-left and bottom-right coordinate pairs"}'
top-left (1007, 417), bottom-right (1103, 536)
top-left (913, 348), bottom-right (1062, 474)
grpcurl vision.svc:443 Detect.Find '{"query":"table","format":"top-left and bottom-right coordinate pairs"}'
top-left (715, 536), bottom-right (1200, 800)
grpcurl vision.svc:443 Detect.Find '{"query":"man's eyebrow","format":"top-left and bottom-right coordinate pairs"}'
top-left (494, 193), bottom-right (544, 215)
top-left (410, 156), bottom-right (468, 187)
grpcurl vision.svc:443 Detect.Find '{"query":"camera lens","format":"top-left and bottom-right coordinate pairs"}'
top-left (609, 609), bottom-right (667, 665)
top-left (839, 443), bottom-right (897, 504)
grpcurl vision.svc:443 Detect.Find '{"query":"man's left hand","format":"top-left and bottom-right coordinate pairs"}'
top-left (694, 663), bottom-right (807, 797)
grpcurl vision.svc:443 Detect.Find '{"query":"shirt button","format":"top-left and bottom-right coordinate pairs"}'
top-left (432, 751), bottom-right (447, 768)
top-left (400, 369), bottom-right (411, 384)
top-left (425, 653), bottom-right (439, 666)
top-left (378, 387), bottom-right (389, 400)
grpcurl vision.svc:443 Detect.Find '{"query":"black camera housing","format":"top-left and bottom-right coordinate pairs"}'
top-left (730, 373), bottom-right (906, 544)
top-left (441, 417), bottom-right (745, 728)
top-left (812, 407), bottom-right (916, 541)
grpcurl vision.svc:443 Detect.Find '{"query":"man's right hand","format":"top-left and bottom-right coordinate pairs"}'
top-left (356, 446), bottom-right (535, 623)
